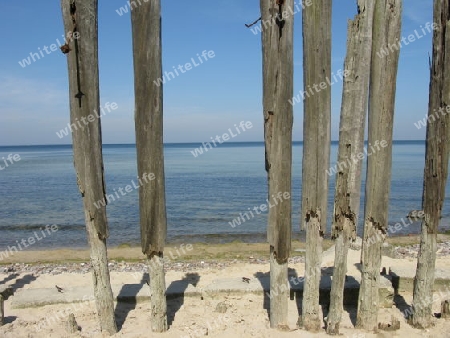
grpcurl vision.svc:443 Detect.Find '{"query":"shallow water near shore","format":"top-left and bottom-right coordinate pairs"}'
top-left (0, 141), bottom-right (449, 249)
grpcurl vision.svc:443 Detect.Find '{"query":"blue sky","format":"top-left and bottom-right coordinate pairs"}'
top-left (0, 0), bottom-right (434, 146)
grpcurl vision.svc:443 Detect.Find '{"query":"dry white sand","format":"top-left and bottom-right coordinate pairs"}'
top-left (1, 248), bottom-right (450, 337)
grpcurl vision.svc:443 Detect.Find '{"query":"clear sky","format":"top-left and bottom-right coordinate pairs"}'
top-left (0, 0), bottom-right (434, 146)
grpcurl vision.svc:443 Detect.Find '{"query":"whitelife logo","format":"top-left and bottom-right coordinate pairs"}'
top-left (56, 102), bottom-right (118, 139)
top-left (93, 172), bottom-right (155, 209)
top-left (153, 50), bottom-right (215, 87)
top-left (190, 121), bottom-right (253, 158)
top-left (376, 21), bottom-right (437, 58)
top-left (18, 31), bottom-right (80, 68)
top-left (228, 192), bottom-right (291, 228)
top-left (326, 140), bottom-right (388, 177)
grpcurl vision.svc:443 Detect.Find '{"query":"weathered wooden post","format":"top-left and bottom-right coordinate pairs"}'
top-left (0, 287), bottom-right (13, 326)
top-left (411, 0), bottom-right (450, 329)
top-left (441, 300), bottom-right (450, 319)
top-left (301, 0), bottom-right (332, 332)
top-left (0, 295), bottom-right (3, 326)
top-left (0, 296), bottom-right (3, 326)
top-left (260, 0), bottom-right (294, 329)
top-left (60, 0), bottom-right (117, 334)
top-left (357, 0), bottom-right (402, 331)
top-left (131, 0), bottom-right (168, 332)
top-left (326, 2), bottom-right (375, 333)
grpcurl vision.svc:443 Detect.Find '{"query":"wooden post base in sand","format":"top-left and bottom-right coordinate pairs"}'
top-left (441, 300), bottom-right (450, 319)
top-left (0, 295), bottom-right (4, 326)
top-left (0, 287), bottom-right (14, 326)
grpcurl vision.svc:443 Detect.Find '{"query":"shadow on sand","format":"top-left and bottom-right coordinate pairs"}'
top-left (254, 266), bottom-right (360, 328)
top-left (8, 274), bottom-right (37, 291)
top-left (167, 272), bottom-right (200, 327)
top-left (114, 272), bottom-right (149, 330)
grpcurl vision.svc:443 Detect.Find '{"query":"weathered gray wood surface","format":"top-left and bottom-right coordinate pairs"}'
top-left (326, 1), bottom-right (375, 334)
top-left (0, 287), bottom-right (14, 326)
top-left (60, 0), bottom-right (117, 334)
top-left (131, 0), bottom-right (168, 332)
top-left (148, 254), bottom-right (167, 332)
top-left (412, 0), bottom-right (450, 329)
top-left (0, 295), bottom-right (3, 326)
top-left (301, 0), bottom-right (332, 332)
top-left (260, 0), bottom-right (294, 329)
top-left (441, 300), bottom-right (450, 319)
top-left (357, 0), bottom-right (402, 331)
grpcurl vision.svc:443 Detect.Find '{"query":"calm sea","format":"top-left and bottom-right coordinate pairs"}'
top-left (0, 141), bottom-right (449, 249)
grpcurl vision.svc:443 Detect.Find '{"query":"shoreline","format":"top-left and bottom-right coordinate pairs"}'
top-left (1, 234), bottom-right (450, 265)
top-left (0, 221), bottom-right (448, 249)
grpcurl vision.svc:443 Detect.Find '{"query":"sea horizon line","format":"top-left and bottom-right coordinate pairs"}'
top-left (0, 140), bottom-right (426, 148)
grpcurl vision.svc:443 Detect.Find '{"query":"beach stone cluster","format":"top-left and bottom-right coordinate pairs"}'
top-left (1, 244), bottom-right (449, 277)
top-left (1, 257), bottom-right (261, 277)
top-left (393, 241), bottom-right (450, 259)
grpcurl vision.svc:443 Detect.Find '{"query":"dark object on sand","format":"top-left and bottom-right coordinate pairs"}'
top-left (66, 313), bottom-right (80, 333)
top-left (378, 315), bottom-right (400, 331)
top-left (215, 302), bottom-right (228, 313)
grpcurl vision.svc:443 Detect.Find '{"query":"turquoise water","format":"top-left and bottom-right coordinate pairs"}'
top-left (0, 141), bottom-right (449, 249)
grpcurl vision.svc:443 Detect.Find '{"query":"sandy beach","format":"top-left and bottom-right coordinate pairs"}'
top-left (1, 237), bottom-right (450, 338)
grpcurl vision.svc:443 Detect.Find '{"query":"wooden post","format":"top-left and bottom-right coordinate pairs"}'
top-left (357, 0), bottom-right (402, 331)
top-left (326, 1), bottom-right (375, 334)
top-left (60, 0), bottom-right (117, 334)
top-left (301, 0), bottom-right (332, 332)
top-left (131, 0), bottom-right (168, 332)
top-left (260, 0), bottom-right (294, 329)
top-left (411, 0), bottom-right (450, 329)
top-left (0, 288), bottom-right (13, 326)
top-left (441, 300), bottom-right (450, 319)
top-left (0, 295), bottom-right (3, 326)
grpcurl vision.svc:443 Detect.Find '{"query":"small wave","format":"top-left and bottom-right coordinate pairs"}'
top-left (0, 224), bottom-right (85, 231)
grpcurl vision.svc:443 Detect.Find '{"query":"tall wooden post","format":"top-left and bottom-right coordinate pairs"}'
top-left (131, 0), bottom-right (168, 332)
top-left (326, 2), bottom-right (375, 334)
top-left (60, 0), bottom-right (117, 334)
top-left (260, 0), bottom-right (294, 329)
top-left (412, 0), bottom-right (450, 328)
top-left (356, 0), bottom-right (402, 331)
top-left (301, 0), bottom-right (332, 332)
